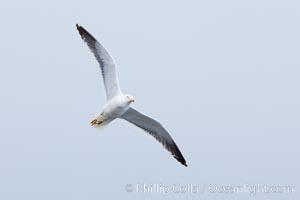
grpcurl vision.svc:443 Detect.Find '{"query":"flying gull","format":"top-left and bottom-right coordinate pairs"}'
top-left (76, 24), bottom-right (187, 167)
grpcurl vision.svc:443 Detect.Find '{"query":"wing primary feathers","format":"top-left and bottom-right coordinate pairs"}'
top-left (76, 24), bottom-right (97, 41)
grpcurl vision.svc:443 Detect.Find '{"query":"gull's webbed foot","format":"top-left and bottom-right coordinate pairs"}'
top-left (91, 119), bottom-right (97, 126)
top-left (90, 118), bottom-right (104, 126)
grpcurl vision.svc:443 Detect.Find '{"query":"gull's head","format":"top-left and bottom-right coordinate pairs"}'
top-left (125, 95), bottom-right (135, 103)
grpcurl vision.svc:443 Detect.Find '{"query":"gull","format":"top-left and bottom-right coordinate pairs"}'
top-left (76, 24), bottom-right (187, 167)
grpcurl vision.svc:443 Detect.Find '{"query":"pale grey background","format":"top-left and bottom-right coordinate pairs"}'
top-left (0, 0), bottom-right (299, 199)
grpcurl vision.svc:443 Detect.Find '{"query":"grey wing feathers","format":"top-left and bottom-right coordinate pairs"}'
top-left (120, 108), bottom-right (187, 167)
top-left (76, 24), bottom-right (121, 100)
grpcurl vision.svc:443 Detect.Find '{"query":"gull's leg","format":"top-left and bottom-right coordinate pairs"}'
top-left (91, 119), bottom-right (97, 126)
top-left (90, 118), bottom-right (104, 126)
top-left (91, 112), bottom-right (105, 126)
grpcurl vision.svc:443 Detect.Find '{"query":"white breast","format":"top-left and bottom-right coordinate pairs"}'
top-left (102, 95), bottom-right (130, 120)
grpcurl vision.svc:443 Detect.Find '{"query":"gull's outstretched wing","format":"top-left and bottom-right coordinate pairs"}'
top-left (120, 108), bottom-right (187, 167)
top-left (76, 24), bottom-right (121, 100)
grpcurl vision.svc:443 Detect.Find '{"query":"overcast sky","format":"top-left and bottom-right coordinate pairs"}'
top-left (0, 0), bottom-right (299, 199)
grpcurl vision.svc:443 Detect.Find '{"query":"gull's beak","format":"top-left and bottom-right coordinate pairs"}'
top-left (130, 97), bottom-right (135, 103)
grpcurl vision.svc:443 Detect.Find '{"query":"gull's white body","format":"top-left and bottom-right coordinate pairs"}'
top-left (96, 95), bottom-right (132, 125)
top-left (76, 24), bottom-right (187, 166)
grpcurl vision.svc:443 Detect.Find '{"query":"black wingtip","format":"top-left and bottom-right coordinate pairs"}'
top-left (180, 159), bottom-right (188, 167)
top-left (171, 142), bottom-right (188, 167)
top-left (76, 24), bottom-right (97, 41)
